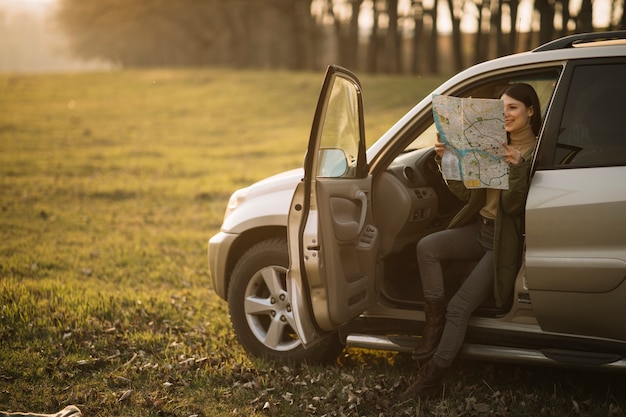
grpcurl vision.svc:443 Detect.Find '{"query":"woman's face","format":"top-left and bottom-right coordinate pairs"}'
top-left (502, 93), bottom-right (533, 134)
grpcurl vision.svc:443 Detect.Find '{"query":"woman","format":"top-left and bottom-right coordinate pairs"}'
top-left (403, 83), bottom-right (542, 400)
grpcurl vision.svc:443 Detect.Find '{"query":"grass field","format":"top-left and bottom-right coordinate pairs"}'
top-left (1, 69), bottom-right (625, 417)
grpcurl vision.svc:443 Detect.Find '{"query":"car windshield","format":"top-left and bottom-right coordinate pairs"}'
top-left (401, 71), bottom-right (560, 153)
top-left (405, 122), bottom-right (438, 151)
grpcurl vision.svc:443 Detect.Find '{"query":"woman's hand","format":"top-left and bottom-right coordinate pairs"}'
top-left (434, 133), bottom-right (446, 158)
top-left (503, 143), bottom-right (523, 165)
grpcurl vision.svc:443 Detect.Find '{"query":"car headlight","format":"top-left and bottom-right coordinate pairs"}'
top-left (224, 187), bottom-right (249, 220)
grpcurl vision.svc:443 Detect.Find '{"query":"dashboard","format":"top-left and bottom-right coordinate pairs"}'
top-left (373, 147), bottom-right (462, 256)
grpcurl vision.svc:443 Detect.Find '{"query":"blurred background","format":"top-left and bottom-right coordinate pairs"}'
top-left (0, 0), bottom-right (623, 75)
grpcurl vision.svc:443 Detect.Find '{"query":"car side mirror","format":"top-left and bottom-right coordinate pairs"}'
top-left (318, 148), bottom-right (348, 178)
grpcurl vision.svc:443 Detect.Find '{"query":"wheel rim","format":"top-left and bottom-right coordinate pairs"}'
top-left (244, 265), bottom-right (302, 352)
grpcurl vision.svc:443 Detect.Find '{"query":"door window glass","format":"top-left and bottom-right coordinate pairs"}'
top-left (317, 76), bottom-right (361, 178)
top-left (554, 63), bottom-right (626, 166)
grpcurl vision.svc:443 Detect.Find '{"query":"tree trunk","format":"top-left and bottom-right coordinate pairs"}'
top-left (491, 0), bottom-right (505, 57)
top-left (446, 0), bottom-right (464, 72)
top-left (410, 0), bottom-right (424, 73)
top-left (508, 0), bottom-right (519, 53)
top-left (577, 0), bottom-right (593, 32)
top-left (385, 0), bottom-right (401, 73)
top-left (427, 0), bottom-right (439, 73)
top-left (367, 0), bottom-right (381, 72)
top-left (473, 0), bottom-right (488, 64)
top-left (535, 0), bottom-right (556, 45)
top-left (292, 0), bottom-right (316, 70)
top-left (347, 0), bottom-right (363, 70)
top-left (559, 0), bottom-right (571, 36)
top-left (224, 0), bottom-right (251, 68)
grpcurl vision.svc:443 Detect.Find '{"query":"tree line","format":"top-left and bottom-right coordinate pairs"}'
top-left (56, 0), bottom-right (626, 75)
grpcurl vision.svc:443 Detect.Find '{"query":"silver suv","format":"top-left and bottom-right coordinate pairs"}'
top-left (208, 31), bottom-right (626, 370)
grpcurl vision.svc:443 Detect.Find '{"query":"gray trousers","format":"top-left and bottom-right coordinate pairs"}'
top-left (416, 218), bottom-right (494, 368)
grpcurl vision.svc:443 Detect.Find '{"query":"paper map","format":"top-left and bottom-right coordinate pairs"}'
top-left (432, 95), bottom-right (509, 189)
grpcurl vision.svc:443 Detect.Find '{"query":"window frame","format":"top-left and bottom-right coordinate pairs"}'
top-left (535, 57), bottom-right (626, 170)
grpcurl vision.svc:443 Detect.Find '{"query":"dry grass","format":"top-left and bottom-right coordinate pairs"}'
top-left (0, 69), bottom-right (624, 416)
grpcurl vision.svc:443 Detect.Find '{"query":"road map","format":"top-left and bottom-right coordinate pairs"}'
top-left (432, 95), bottom-right (509, 189)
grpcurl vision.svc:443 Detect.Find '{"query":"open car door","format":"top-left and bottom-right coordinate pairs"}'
top-left (287, 65), bottom-right (380, 347)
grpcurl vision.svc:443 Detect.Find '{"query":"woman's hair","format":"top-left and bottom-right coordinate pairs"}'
top-left (500, 83), bottom-right (542, 136)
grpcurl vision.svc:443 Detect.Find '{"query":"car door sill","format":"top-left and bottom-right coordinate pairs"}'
top-left (345, 334), bottom-right (626, 371)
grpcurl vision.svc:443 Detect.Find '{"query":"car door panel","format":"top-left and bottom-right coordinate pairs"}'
top-left (526, 60), bottom-right (626, 342)
top-left (287, 65), bottom-right (379, 347)
top-left (314, 178), bottom-right (378, 330)
top-left (326, 184), bottom-right (369, 243)
top-left (526, 167), bottom-right (626, 341)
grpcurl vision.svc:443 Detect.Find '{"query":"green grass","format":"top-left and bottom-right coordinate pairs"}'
top-left (1, 69), bottom-right (625, 417)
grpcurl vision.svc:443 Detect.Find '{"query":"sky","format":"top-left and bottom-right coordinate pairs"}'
top-left (0, 0), bottom-right (110, 73)
top-left (0, 0), bottom-right (56, 16)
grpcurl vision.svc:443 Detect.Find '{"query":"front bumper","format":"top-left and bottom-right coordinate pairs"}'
top-left (208, 231), bottom-right (239, 300)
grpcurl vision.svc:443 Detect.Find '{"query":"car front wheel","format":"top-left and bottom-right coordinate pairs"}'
top-left (228, 238), bottom-right (342, 363)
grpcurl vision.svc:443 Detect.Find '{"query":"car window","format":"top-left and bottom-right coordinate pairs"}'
top-left (317, 75), bottom-right (362, 178)
top-left (553, 63), bottom-right (626, 167)
top-left (404, 70), bottom-right (560, 152)
top-left (406, 122), bottom-right (438, 150)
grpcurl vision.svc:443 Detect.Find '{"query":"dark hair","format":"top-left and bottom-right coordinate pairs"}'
top-left (500, 83), bottom-right (542, 136)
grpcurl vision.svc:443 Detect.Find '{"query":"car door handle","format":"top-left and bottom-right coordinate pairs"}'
top-left (355, 190), bottom-right (367, 235)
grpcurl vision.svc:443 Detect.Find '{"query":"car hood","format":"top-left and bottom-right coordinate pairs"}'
top-left (244, 168), bottom-right (303, 198)
top-left (221, 168), bottom-right (303, 233)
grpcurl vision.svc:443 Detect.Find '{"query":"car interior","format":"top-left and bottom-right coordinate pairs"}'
top-left (370, 69), bottom-right (561, 316)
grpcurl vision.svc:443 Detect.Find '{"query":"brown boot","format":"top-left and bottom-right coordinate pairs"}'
top-left (400, 359), bottom-right (446, 401)
top-left (412, 297), bottom-right (446, 361)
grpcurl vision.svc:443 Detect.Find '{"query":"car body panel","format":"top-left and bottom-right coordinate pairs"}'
top-left (208, 169), bottom-right (303, 298)
top-left (220, 168), bottom-right (303, 234)
top-left (208, 231), bottom-right (238, 299)
top-left (526, 167), bottom-right (626, 341)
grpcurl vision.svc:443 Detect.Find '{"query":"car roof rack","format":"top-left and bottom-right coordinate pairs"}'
top-left (533, 31), bottom-right (626, 52)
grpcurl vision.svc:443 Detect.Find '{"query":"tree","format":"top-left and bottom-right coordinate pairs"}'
top-left (56, 0), bottom-right (218, 67)
top-left (56, 0), bottom-right (318, 70)
top-left (576, 0), bottom-right (593, 32)
top-left (55, 0), bottom-right (619, 75)
top-left (385, 0), bottom-right (402, 73)
top-left (472, 0), bottom-right (489, 64)
top-left (491, 0), bottom-right (505, 56)
top-left (447, 0), bottom-right (465, 72)
top-left (347, 0), bottom-right (364, 70)
top-left (409, 0), bottom-right (425, 73)
top-left (507, 0), bottom-right (521, 53)
top-left (426, 0), bottom-right (439, 73)
top-left (367, 0), bottom-right (382, 72)
top-left (292, 0), bottom-right (317, 70)
top-left (535, 0), bottom-right (556, 45)
top-left (557, 0), bottom-right (572, 37)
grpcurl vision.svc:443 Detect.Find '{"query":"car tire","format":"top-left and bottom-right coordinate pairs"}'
top-left (228, 238), bottom-right (343, 364)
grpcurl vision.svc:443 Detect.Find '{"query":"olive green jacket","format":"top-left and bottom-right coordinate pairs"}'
top-left (445, 150), bottom-right (534, 308)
